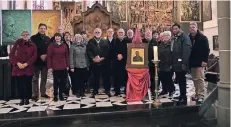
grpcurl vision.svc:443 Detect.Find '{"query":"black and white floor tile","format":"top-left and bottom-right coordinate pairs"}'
top-left (0, 80), bottom-right (197, 114)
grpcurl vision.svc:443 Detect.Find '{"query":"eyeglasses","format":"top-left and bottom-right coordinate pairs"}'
top-left (21, 34), bottom-right (29, 36)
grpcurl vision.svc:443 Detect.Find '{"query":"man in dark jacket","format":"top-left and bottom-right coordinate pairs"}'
top-left (189, 22), bottom-right (210, 102)
top-left (106, 28), bottom-right (116, 89)
top-left (86, 28), bottom-right (110, 97)
top-left (144, 29), bottom-right (158, 96)
top-left (171, 23), bottom-right (192, 103)
top-left (114, 28), bottom-right (128, 96)
top-left (31, 23), bottom-right (51, 100)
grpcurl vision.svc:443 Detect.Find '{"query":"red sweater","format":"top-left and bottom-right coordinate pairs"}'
top-left (9, 39), bottom-right (37, 76)
top-left (47, 43), bottom-right (69, 70)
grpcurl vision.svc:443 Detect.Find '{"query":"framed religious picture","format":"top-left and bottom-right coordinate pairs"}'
top-left (213, 35), bottom-right (219, 51)
top-left (126, 43), bottom-right (148, 68)
top-left (180, 1), bottom-right (201, 22)
top-left (203, 0), bottom-right (212, 22)
top-left (75, 2), bottom-right (83, 16)
top-left (53, 2), bottom-right (61, 10)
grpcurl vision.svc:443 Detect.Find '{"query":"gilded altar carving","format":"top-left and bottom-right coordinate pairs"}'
top-left (129, 0), bottom-right (173, 32)
top-left (71, 2), bottom-right (121, 38)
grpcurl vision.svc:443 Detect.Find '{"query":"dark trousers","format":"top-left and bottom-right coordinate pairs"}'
top-left (159, 71), bottom-right (174, 93)
top-left (73, 68), bottom-right (88, 94)
top-left (32, 65), bottom-right (48, 97)
top-left (114, 63), bottom-right (127, 94)
top-left (149, 66), bottom-right (155, 94)
top-left (91, 64), bottom-right (110, 93)
top-left (16, 75), bottom-right (33, 99)
top-left (175, 71), bottom-right (187, 97)
top-left (53, 70), bottom-right (67, 97)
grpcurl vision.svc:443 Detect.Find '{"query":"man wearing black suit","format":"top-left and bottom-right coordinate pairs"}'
top-left (86, 28), bottom-right (111, 97)
top-left (114, 28), bottom-right (128, 96)
top-left (106, 28), bottom-right (116, 89)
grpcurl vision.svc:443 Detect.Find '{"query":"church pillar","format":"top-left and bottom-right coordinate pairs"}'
top-left (217, 1), bottom-right (230, 127)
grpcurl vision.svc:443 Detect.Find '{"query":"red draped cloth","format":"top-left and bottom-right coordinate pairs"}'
top-left (125, 29), bottom-right (150, 102)
top-left (126, 69), bottom-right (150, 102)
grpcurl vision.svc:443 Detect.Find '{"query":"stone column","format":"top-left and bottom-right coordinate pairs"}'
top-left (217, 1), bottom-right (230, 127)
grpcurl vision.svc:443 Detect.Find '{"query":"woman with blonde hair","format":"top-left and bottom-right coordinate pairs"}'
top-left (69, 34), bottom-right (89, 97)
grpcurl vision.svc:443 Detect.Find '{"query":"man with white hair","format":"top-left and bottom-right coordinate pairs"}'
top-left (142, 29), bottom-right (158, 96)
top-left (50, 25), bottom-right (64, 42)
top-left (189, 22), bottom-right (210, 103)
top-left (106, 28), bottom-right (116, 88)
top-left (126, 29), bottom-right (134, 43)
top-left (158, 31), bottom-right (175, 97)
top-left (113, 28), bottom-right (128, 96)
top-left (86, 28), bottom-right (111, 97)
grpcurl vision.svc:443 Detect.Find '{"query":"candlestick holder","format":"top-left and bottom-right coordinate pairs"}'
top-left (152, 60), bottom-right (161, 107)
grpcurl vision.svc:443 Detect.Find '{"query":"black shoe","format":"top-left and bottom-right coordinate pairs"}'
top-left (169, 92), bottom-right (174, 97)
top-left (59, 96), bottom-right (64, 101)
top-left (19, 99), bottom-right (24, 105)
top-left (76, 93), bottom-right (80, 98)
top-left (91, 92), bottom-right (97, 98)
top-left (53, 97), bottom-right (58, 102)
top-left (24, 99), bottom-right (29, 105)
top-left (179, 96), bottom-right (187, 103)
top-left (41, 94), bottom-right (49, 98)
top-left (105, 92), bottom-right (111, 97)
top-left (159, 91), bottom-right (167, 96)
top-left (31, 96), bottom-right (38, 101)
top-left (114, 92), bottom-right (120, 96)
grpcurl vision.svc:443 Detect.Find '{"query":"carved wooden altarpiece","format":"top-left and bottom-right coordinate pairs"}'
top-left (71, 1), bottom-right (121, 38)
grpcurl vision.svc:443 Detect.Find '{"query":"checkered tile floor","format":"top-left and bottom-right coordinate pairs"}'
top-left (0, 79), bottom-right (197, 114)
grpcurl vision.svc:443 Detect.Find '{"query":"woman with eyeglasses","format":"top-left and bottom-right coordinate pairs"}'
top-left (9, 31), bottom-right (37, 105)
top-left (70, 34), bottom-right (89, 97)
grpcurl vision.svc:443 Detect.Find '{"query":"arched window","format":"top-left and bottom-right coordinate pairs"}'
top-left (33, 0), bottom-right (47, 10)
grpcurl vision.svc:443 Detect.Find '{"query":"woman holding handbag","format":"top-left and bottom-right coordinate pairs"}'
top-left (9, 31), bottom-right (37, 105)
top-left (69, 34), bottom-right (89, 97)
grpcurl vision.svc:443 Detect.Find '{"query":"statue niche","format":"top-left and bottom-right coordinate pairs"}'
top-left (71, 1), bottom-right (121, 38)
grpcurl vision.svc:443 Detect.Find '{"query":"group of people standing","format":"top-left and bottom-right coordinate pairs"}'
top-left (9, 21), bottom-right (209, 105)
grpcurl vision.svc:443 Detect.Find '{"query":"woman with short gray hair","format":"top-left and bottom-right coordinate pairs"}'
top-left (158, 31), bottom-right (175, 97)
top-left (69, 34), bottom-right (89, 97)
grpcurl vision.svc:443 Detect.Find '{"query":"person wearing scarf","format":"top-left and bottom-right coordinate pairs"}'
top-left (69, 34), bottom-right (89, 97)
top-left (47, 33), bottom-right (69, 102)
top-left (86, 28), bottom-right (110, 97)
top-left (171, 23), bottom-right (192, 103)
top-left (9, 31), bottom-right (37, 105)
top-left (158, 31), bottom-right (175, 97)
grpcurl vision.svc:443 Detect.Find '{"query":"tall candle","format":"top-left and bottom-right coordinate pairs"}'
top-left (153, 46), bottom-right (158, 61)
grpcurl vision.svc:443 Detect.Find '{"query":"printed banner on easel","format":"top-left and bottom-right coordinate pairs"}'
top-left (2, 10), bottom-right (32, 45)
